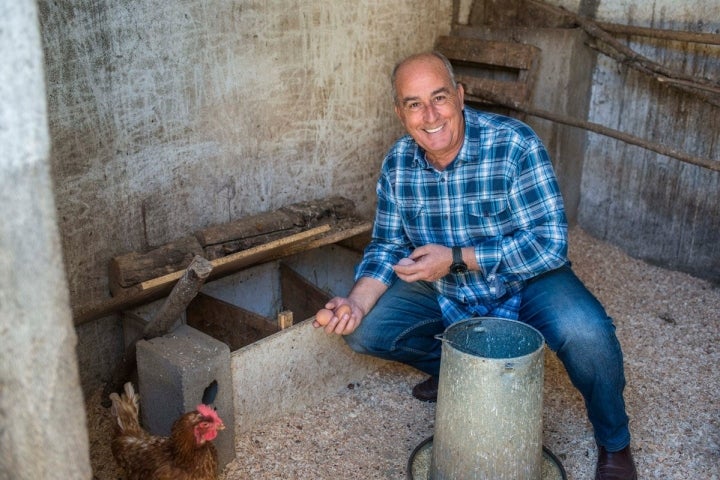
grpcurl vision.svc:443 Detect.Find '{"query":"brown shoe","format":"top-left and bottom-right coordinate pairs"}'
top-left (412, 376), bottom-right (439, 402)
top-left (595, 445), bottom-right (638, 480)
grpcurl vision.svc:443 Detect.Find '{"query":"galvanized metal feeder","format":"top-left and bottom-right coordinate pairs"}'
top-left (407, 317), bottom-right (567, 480)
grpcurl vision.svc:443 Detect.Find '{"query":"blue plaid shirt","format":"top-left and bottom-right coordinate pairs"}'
top-left (356, 107), bottom-right (569, 325)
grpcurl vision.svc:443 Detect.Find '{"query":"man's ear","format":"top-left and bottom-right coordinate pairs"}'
top-left (456, 83), bottom-right (465, 105)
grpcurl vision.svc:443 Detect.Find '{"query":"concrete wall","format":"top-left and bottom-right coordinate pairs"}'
top-left (468, 0), bottom-right (720, 282)
top-left (576, 1), bottom-right (720, 282)
top-left (27, 0), bottom-right (720, 397)
top-left (36, 0), bottom-right (453, 393)
top-left (542, 0), bottom-right (720, 281)
top-left (0, 2), bottom-right (91, 478)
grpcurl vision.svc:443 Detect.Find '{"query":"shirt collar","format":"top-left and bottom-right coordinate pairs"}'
top-left (454, 107), bottom-right (475, 166)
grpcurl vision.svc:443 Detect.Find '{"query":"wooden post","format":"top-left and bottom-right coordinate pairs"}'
top-left (277, 310), bottom-right (294, 330)
top-left (101, 255), bottom-right (213, 405)
top-left (143, 255), bottom-right (213, 338)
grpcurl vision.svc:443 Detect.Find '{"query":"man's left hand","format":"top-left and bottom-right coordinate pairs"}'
top-left (392, 244), bottom-right (453, 282)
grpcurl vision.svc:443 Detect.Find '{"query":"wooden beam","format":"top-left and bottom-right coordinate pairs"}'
top-left (109, 236), bottom-right (203, 289)
top-left (187, 293), bottom-right (280, 350)
top-left (525, 0), bottom-right (720, 107)
top-left (142, 255), bottom-right (213, 338)
top-left (73, 221), bottom-right (373, 325)
top-left (468, 89), bottom-right (720, 172)
top-left (73, 225), bottom-right (330, 325)
top-left (597, 21), bottom-right (720, 46)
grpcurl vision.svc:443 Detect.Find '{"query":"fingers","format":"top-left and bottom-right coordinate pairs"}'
top-left (323, 304), bottom-right (354, 334)
top-left (313, 300), bottom-right (359, 335)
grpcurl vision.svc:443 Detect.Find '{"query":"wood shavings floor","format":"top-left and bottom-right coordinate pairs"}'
top-left (87, 226), bottom-right (720, 479)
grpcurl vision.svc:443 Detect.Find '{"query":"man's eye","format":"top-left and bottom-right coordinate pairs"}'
top-left (434, 95), bottom-right (448, 105)
top-left (407, 102), bottom-right (422, 111)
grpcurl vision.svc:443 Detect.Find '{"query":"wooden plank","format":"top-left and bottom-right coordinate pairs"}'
top-left (263, 221), bottom-right (372, 260)
top-left (110, 196), bottom-right (359, 289)
top-left (203, 228), bottom-right (304, 260)
top-left (597, 21), bottom-right (720, 46)
top-left (109, 235), bottom-right (204, 291)
top-left (279, 263), bottom-right (331, 323)
top-left (139, 225), bottom-right (331, 291)
top-left (195, 197), bottom-right (356, 247)
top-left (73, 221), bottom-right (373, 325)
top-left (458, 76), bottom-right (530, 103)
top-left (436, 35), bottom-right (540, 70)
top-left (72, 225), bottom-right (330, 325)
top-left (187, 293), bottom-right (280, 351)
top-left (195, 209), bottom-right (301, 248)
top-left (435, 34), bottom-right (541, 111)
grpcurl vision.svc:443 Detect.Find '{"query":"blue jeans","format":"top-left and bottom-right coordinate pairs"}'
top-left (344, 264), bottom-right (631, 451)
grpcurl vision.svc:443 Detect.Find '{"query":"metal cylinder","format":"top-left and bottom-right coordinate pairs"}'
top-left (430, 317), bottom-right (545, 480)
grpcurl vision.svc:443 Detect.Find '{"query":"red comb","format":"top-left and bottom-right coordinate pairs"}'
top-left (196, 404), bottom-right (221, 422)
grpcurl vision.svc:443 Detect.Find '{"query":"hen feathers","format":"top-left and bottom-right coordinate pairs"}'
top-left (108, 382), bottom-right (223, 480)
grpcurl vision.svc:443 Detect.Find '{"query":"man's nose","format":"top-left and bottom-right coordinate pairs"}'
top-left (423, 103), bottom-right (439, 122)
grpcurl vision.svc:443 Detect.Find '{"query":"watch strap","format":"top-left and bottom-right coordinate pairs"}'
top-left (450, 246), bottom-right (468, 274)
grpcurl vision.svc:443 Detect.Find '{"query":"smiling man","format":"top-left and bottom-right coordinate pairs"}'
top-left (392, 54), bottom-right (466, 169)
top-left (314, 52), bottom-right (637, 480)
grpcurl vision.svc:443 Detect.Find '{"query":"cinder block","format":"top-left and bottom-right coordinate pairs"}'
top-left (136, 324), bottom-right (235, 470)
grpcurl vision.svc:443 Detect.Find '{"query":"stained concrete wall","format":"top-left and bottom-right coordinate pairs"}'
top-left (0, 2), bottom-right (91, 479)
top-left (36, 1), bottom-right (453, 393)
top-left (546, 0), bottom-right (720, 281)
top-left (468, 0), bottom-right (720, 282)
top-left (27, 0), bottom-right (720, 400)
top-left (577, 1), bottom-right (720, 282)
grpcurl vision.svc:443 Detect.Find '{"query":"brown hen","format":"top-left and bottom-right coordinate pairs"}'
top-left (109, 382), bottom-right (225, 480)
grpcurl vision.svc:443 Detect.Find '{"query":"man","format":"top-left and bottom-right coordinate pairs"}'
top-left (313, 51), bottom-right (637, 480)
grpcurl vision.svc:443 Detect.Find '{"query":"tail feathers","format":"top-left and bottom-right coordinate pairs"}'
top-left (109, 382), bottom-right (141, 433)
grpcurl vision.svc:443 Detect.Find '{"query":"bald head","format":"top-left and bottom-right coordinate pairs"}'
top-left (391, 52), bottom-right (458, 105)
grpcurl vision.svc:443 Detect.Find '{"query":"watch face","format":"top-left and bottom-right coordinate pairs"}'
top-left (450, 263), bottom-right (468, 274)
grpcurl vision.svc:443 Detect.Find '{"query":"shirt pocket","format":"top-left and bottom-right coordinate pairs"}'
top-left (398, 202), bottom-right (426, 241)
top-left (465, 196), bottom-right (512, 238)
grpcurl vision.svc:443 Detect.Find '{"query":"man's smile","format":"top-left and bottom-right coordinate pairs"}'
top-left (424, 124), bottom-right (444, 134)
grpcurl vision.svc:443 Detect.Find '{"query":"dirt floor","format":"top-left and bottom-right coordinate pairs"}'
top-left (87, 226), bottom-right (720, 479)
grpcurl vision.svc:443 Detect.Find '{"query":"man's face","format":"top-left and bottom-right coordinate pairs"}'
top-left (393, 56), bottom-right (465, 168)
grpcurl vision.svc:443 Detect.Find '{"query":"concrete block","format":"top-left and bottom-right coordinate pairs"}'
top-left (232, 319), bottom-right (388, 435)
top-left (136, 324), bottom-right (235, 470)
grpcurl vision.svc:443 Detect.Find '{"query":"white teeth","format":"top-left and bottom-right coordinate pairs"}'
top-left (425, 125), bottom-right (443, 134)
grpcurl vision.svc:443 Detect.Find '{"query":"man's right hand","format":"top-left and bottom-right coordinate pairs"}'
top-left (313, 277), bottom-right (388, 336)
top-left (313, 298), bottom-right (363, 335)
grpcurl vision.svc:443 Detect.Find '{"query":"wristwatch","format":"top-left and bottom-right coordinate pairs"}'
top-left (449, 246), bottom-right (468, 274)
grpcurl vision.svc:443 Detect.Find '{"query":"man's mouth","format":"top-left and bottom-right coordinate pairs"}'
top-left (424, 125), bottom-right (444, 134)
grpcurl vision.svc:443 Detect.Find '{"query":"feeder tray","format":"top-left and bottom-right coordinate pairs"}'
top-left (407, 435), bottom-right (567, 480)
